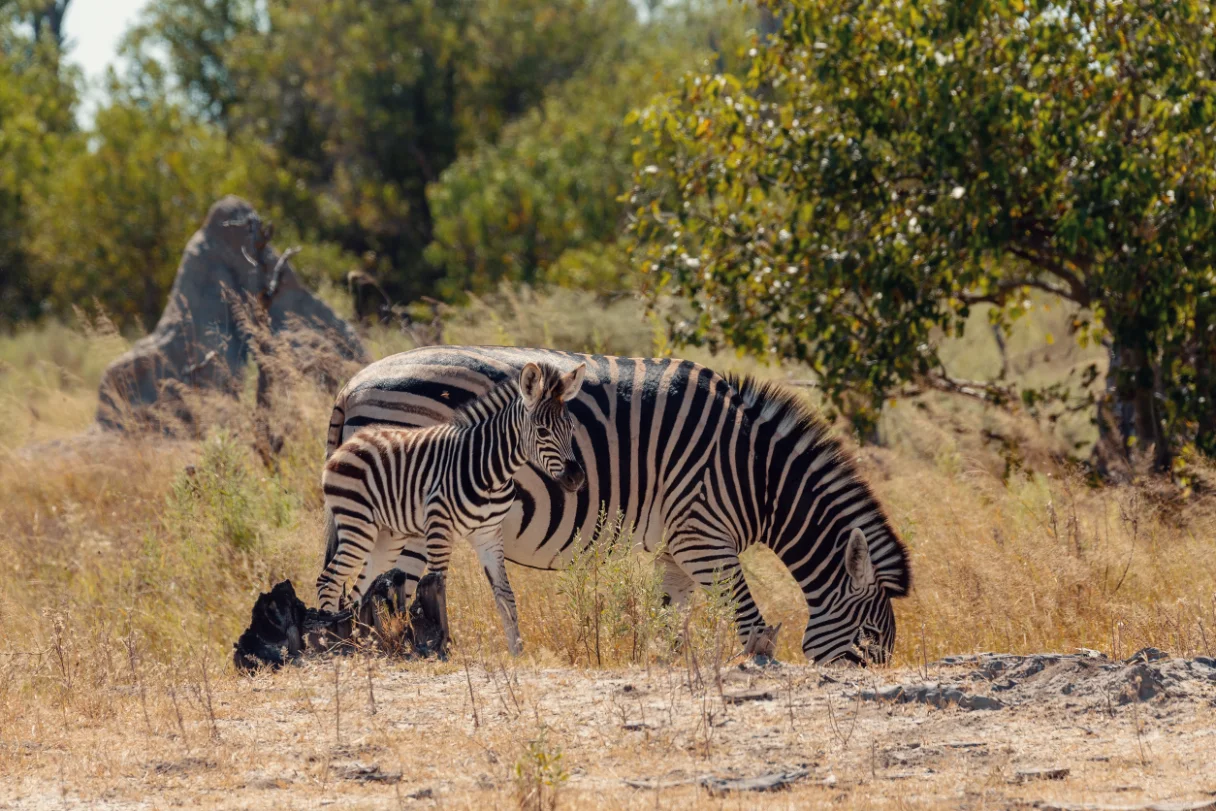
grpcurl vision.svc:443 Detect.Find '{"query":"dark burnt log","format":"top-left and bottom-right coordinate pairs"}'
top-left (233, 570), bottom-right (449, 673)
top-left (232, 580), bottom-right (310, 671)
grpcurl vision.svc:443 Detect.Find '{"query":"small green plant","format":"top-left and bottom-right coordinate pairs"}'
top-left (554, 514), bottom-right (673, 667)
top-left (512, 727), bottom-right (568, 811)
top-left (166, 429), bottom-right (297, 552)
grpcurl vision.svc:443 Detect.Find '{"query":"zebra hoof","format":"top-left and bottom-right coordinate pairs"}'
top-left (750, 653), bottom-right (780, 668)
top-left (742, 622), bottom-right (783, 661)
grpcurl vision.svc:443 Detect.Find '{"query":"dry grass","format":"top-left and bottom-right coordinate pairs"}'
top-left (2, 288), bottom-right (1215, 807)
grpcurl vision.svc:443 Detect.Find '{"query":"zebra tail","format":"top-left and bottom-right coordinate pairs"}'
top-left (322, 396), bottom-right (347, 567)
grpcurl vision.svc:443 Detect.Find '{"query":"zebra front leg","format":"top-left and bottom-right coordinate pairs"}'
top-left (318, 514), bottom-right (380, 613)
top-left (667, 536), bottom-right (777, 659)
top-left (470, 523), bottom-right (523, 656)
top-left (389, 536), bottom-right (430, 601)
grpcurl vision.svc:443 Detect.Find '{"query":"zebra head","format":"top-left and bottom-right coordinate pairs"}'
top-left (518, 361), bottom-right (587, 492)
top-left (805, 527), bottom-right (898, 666)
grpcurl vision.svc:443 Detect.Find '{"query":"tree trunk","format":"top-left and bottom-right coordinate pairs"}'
top-left (142, 271), bottom-right (162, 333)
top-left (1094, 342), bottom-right (1170, 477)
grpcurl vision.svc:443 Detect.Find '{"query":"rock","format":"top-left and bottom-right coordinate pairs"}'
top-left (335, 763), bottom-right (402, 784)
top-left (1118, 664), bottom-right (1166, 704)
top-left (1036, 801), bottom-right (1216, 811)
top-left (232, 569), bottom-right (445, 672)
top-left (702, 768), bottom-right (810, 796)
top-left (1013, 766), bottom-right (1070, 783)
top-left (1125, 647), bottom-right (1170, 664)
top-left (625, 768), bottom-right (811, 795)
top-left (957, 693), bottom-right (1006, 711)
top-left (97, 196), bottom-right (365, 433)
top-left (859, 683), bottom-right (1005, 711)
top-left (232, 580), bottom-right (311, 672)
top-left (406, 572), bottom-right (448, 657)
top-left (723, 691), bottom-right (775, 704)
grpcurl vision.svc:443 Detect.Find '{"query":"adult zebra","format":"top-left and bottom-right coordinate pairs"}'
top-left (324, 346), bottom-right (911, 664)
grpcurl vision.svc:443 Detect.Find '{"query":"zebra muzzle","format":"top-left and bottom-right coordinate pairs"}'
top-left (556, 463), bottom-right (585, 492)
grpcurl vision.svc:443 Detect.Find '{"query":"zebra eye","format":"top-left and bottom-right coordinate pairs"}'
top-left (536, 427), bottom-right (552, 439)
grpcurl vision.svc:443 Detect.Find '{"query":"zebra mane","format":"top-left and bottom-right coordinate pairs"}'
top-left (722, 373), bottom-right (912, 597)
top-left (451, 378), bottom-right (520, 427)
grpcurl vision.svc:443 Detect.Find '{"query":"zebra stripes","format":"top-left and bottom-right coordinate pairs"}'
top-left (324, 346), bottom-right (911, 664)
top-left (318, 360), bottom-right (586, 654)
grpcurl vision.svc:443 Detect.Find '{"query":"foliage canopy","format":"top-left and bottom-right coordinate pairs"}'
top-left (630, 0), bottom-right (1216, 467)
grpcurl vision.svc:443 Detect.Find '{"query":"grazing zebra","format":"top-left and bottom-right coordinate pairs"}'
top-left (324, 347), bottom-right (911, 664)
top-left (318, 360), bottom-right (586, 655)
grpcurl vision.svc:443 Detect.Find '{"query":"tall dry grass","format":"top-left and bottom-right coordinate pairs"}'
top-left (1, 288), bottom-right (1213, 762)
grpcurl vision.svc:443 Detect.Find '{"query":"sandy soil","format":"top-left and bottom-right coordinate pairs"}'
top-left (2, 652), bottom-right (1215, 810)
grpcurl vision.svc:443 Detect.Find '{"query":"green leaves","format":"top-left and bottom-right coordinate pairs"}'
top-left (629, 0), bottom-right (1216, 453)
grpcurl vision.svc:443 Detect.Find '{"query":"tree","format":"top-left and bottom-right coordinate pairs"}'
top-left (629, 0), bottom-right (1216, 472)
top-left (23, 97), bottom-right (256, 330)
top-left (126, 0), bottom-right (640, 305)
top-left (426, 1), bottom-right (755, 297)
top-left (121, 0), bottom-right (258, 127)
top-left (0, 4), bottom-right (78, 327)
top-left (426, 56), bottom-right (661, 296)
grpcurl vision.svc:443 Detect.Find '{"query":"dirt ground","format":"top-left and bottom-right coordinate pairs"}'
top-left (2, 651), bottom-right (1215, 810)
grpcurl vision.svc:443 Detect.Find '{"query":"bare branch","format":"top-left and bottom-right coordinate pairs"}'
top-left (905, 373), bottom-right (1018, 406)
top-left (182, 350), bottom-right (218, 378)
top-left (267, 247), bottom-right (301, 302)
top-left (960, 275), bottom-right (1076, 306)
top-left (1006, 231), bottom-right (1091, 306)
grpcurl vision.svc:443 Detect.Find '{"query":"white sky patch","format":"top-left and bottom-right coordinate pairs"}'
top-left (63, 0), bottom-right (150, 126)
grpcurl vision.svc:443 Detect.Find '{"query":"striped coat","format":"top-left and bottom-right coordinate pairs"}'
top-left (320, 361), bottom-right (584, 654)
top-left (325, 346), bottom-right (911, 663)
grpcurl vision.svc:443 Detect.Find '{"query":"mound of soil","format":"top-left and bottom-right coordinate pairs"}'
top-left (859, 650), bottom-right (1216, 712)
top-left (98, 196), bottom-right (365, 433)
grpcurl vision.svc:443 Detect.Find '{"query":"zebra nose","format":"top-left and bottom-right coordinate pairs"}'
top-left (557, 463), bottom-right (585, 492)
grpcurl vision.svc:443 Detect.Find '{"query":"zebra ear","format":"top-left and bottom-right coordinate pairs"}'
top-left (844, 528), bottom-right (877, 589)
top-left (556, 363), bottom-right (586, 402)
top-left (519, 363), bottom-right (545, 410)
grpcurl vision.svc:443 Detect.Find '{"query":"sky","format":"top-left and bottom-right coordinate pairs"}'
top-left (62, 0), bottom-right (149, 122)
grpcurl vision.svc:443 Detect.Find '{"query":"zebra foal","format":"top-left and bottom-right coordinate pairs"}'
top-left (318, 360), bottom-right (586, 654)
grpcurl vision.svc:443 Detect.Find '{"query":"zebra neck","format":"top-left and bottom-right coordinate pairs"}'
top-left (457, 396), bottom-right (528, 493)
top-left (757, 441), bottom-right (862, 598)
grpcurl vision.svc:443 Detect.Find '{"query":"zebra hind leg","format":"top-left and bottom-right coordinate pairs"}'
top-left (319, 514), bottom-right (380, 613)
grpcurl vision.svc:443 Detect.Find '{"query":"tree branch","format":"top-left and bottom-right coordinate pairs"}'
top-left (267, 247), bottom-right (301, 302)
top-left (904, 372), bottom-right (1018, 407)
top-left (1008, 228), bottom-right (1092, 307)
top-left (961, 275), bottom-right (1076, 306)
